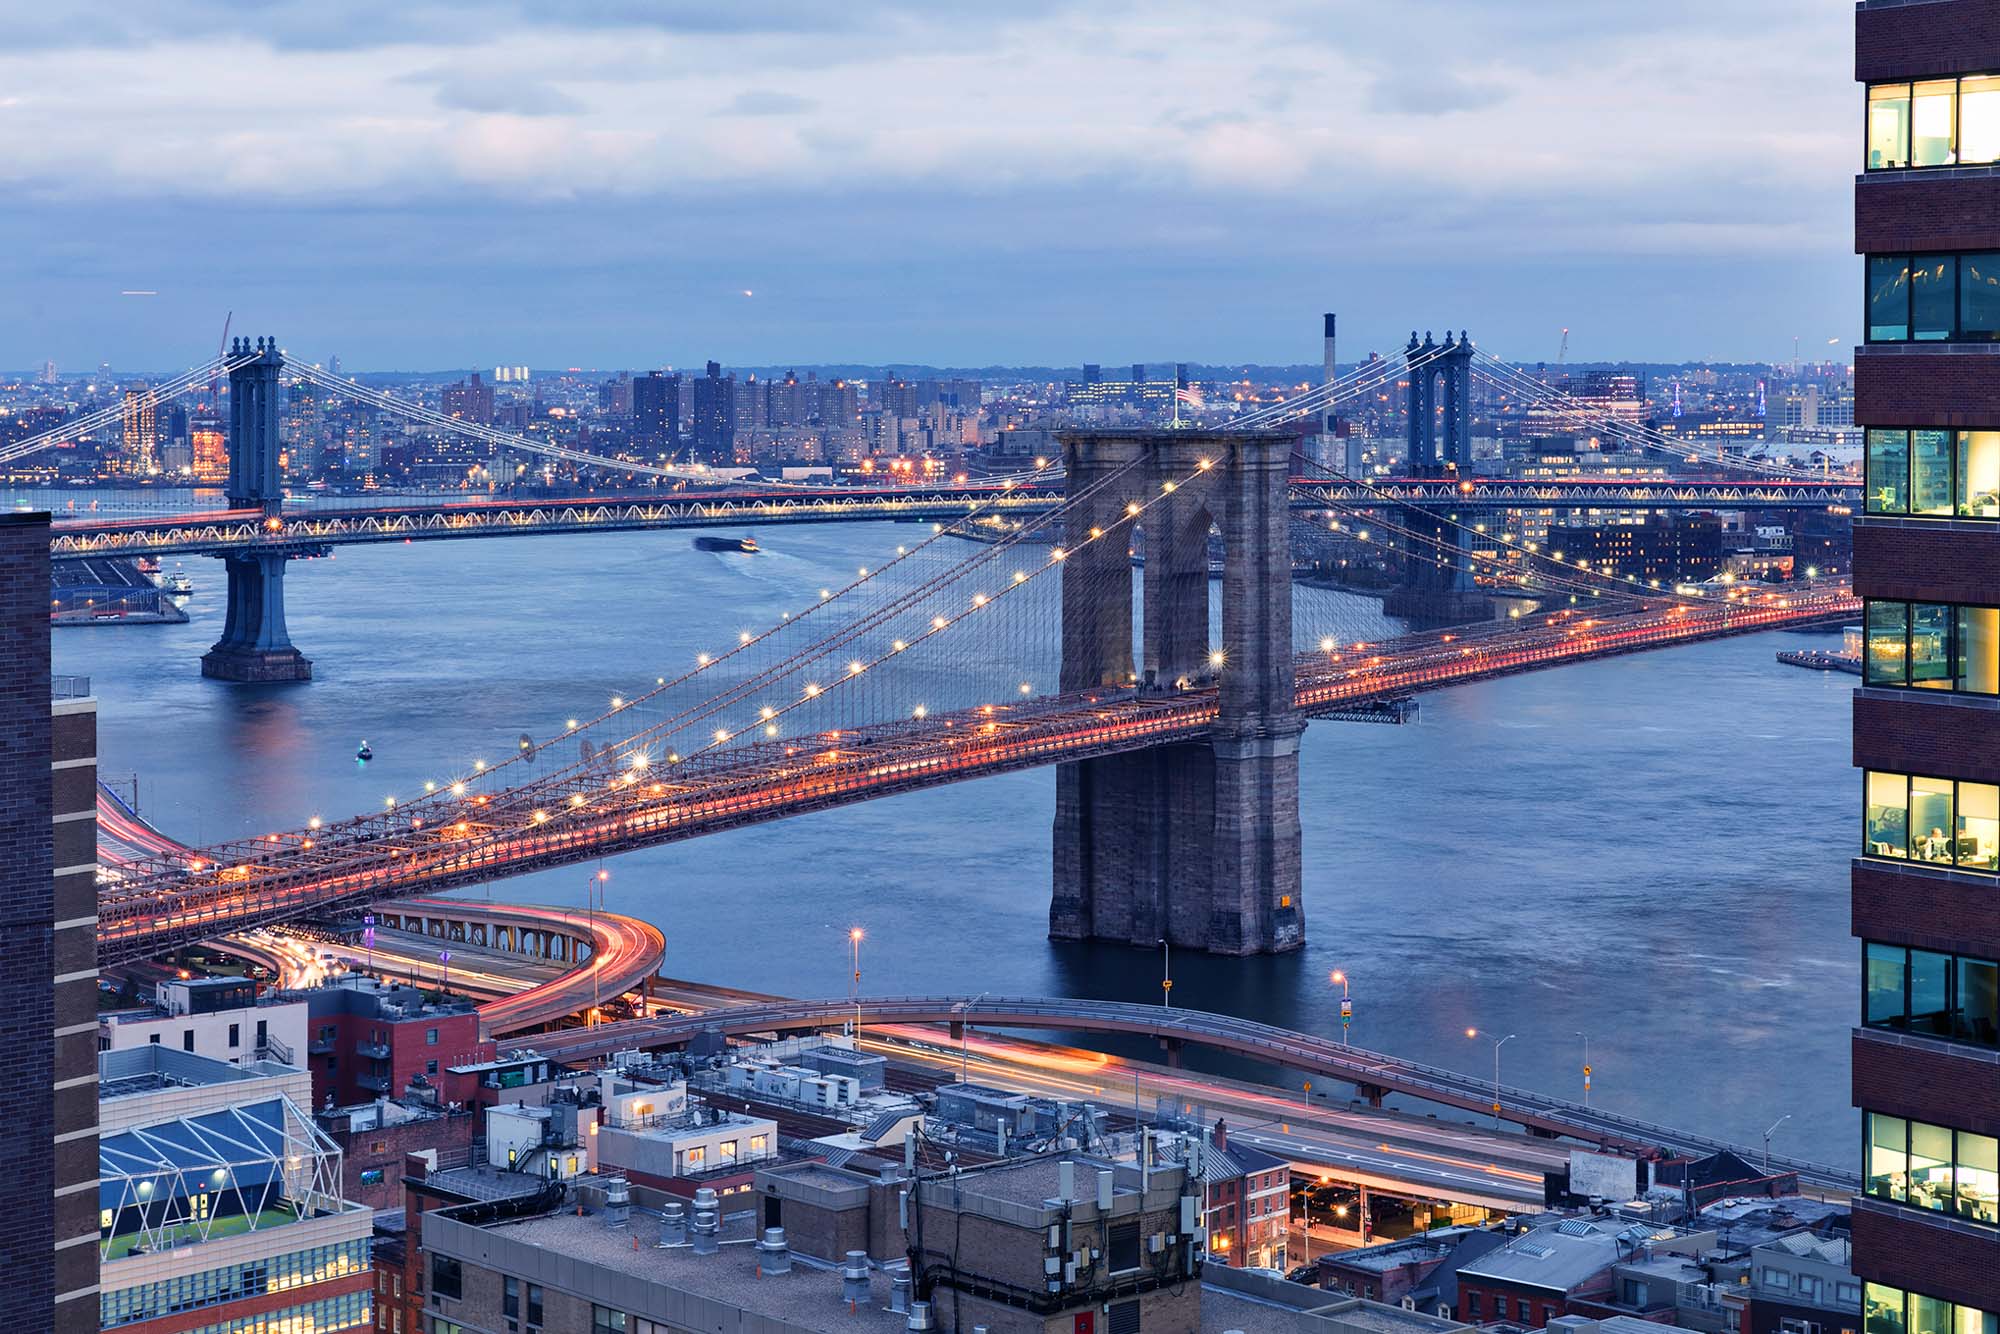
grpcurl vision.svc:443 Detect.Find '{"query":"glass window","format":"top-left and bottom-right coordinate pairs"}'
top-left (1962, 607), bottom-right (2000, 694)
top-left (1866, 942), bottom-right (1908, 1027)
top-left (1961, 434), bottom-right (2000, 519)
top-left (1962, 958), bottom-right (2000, 1046)
top-left (1912, 949), bottom-right (1954, 1036)
top-left (1913, 1291), bottom-right (1953, 1334)
top-left (1868, 1112), bottom-right (1909, 1202)
top-left (1913, 603), bottom-right (1954, 683)
top-left (1870, 429), bottom-right (1911, 512)
top-left (1912, 776), bottom-right (1955, 862)
top-left (1866, 771), bottom-right (1910, 857)
top-left (1958, 1131), bottom-right (2000, 1223)
top-left (1865, 1284), bottom-right (1906, 1334)
top-left (1870, 83), bottom-right (1913, 168)
top-left (1956, 1307), bottom-right (1999, 1334)
top-left (1915, 255), bottom-right (1959, 340)
top-left (1960, 783), bottom-right (2000, 869)
top-left (1914, 80), bottom-right (1958, 166)
top-left (1964, 77), bottom-right (2000, 164)
top-left (1871, 258), bottom-right (1913, 342)
top-left (1966, 254), bottom-right (2000, 341)
top-left (1868, 601), bottom-right (1910, 686)
top-left (1915, 432), bottom-right (1956, 515)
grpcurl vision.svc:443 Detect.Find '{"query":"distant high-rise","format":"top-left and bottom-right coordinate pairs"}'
top-left (39, 360), bottom-right (55, 384)
top-left (120, 384), bottom-right (157, 475)
top-left (1082, 364), bottom-right (1102, 385)
top-left (1131, 362), bottom-right (1146, 384)
top-left (632, 370), bottom-right (681, 459)
top-left (1853, 0), bottom-right (2000, 1321)
top-left (689, 361), bottom-right (736, 466)
top-left (441, 372), bottom-right (494, 426)
top-left (191, 410), bottom-right (227, 483)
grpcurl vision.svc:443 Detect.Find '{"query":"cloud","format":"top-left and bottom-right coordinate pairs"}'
top-left (719, 90), bottom-right (816, 117)
top-left (425, 75), bottom-right (586, 118)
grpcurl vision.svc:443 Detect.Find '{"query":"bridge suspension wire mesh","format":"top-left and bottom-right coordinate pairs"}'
top-left (0, 354), bottom-right (251, 468)
top-left (1465, 350), bottom-right (1823, 479)
top-left (1222, 344), bottom-right (1449, 433)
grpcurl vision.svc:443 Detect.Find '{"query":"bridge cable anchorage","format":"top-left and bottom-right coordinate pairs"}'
top-left (0, 353), bottom-right (257, 468)
top-left (1465, 350), bottom-right (1823, 478)
top-left (93, 455), bottom-right (1239, 937)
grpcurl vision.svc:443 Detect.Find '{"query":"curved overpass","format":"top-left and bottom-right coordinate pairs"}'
top-left (527, 993), bottom-right (1858, 1195)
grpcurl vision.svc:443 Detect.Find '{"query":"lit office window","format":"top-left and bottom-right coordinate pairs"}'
top-left (1961, 783), bottom-right (2000, 870)
top-left (1865, 771), bottom-right (1910, 857)
top-left (1914, 80), bottom-right (1958, 165)
top-left (1869, 83), bottom-right (1912, 167)
top-left (1866, 1112), bottom-right (1909, 1202)
top-left (1915, 430), bottom-right (1956, 514)
top-left (1911, 776), bottom-right (1956, 863)
top-left (1964, 76), bottom-right (2000, 163)
top-left (1960, 433), bottom-right (2000, 517)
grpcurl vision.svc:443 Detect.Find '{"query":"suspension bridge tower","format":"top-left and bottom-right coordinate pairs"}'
top-left (1050, 428), bottom-right (1304, 955)
top-left (201, 337), bottom-right (313, 682)
top-left (1387, 331), bottom-right (1490, 627)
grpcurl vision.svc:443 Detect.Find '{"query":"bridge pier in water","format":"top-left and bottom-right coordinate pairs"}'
top-left (1050, 429), bottom-right (1305, 956)
top-left (201, 338), bottom-right (312, 683)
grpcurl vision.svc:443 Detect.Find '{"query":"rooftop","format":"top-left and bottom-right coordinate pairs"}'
top-left (424, 1165), bottom-right (552, 1204)
top-left (99, 1045), bottom-right (289, 1100)
top-left (1459, 1218), bottom-right (1658, 1293)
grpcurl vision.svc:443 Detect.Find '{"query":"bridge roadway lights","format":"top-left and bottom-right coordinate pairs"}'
top-left (1050, 429), bottom-right (1304, 956)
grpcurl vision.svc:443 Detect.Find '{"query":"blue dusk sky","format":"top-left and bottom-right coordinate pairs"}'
top-left (0, 0), bottom-right (1855, 371)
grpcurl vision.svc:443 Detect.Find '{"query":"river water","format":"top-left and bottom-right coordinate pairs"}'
top-left (56, 519), bottom-right (1858, 1168)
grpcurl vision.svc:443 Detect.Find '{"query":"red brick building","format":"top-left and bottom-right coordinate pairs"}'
top-left (1853, 0), bottom-right (2000, 1321)
top-left (302, 977), bottom-right (492, 1109)
top-left (1197, 1119), bottom-right (1291, 1271)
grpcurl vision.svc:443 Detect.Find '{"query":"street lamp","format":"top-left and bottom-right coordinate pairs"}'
top-left (1331, 970), bottom-right (1352, 1044)
top-left (1574, 1031), bottom-right (1591, 1106)
top-left (1467, 1028), bottom-right (1515, 1130)
top-left (438, 949), bottom-right (451, 999)
top-left (849, 927), bottom-right (864, 1034)
top-left (954, 991), bottom-right (990, 1084)
top-left (588, 867), bottom-right (609, 1025)
top-left (1764, 1114), bottom-right (1792, 1173)
top-left (1159, 937), bottom-right (1173, 1009)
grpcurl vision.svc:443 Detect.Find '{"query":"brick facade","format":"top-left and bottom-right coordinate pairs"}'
top-left (0, 514), bottom-right (61, 1330)
top-left (1857, 0), bottom-right (2000, 81)
top-left (1851, 4), bottom-right (2000, 1308)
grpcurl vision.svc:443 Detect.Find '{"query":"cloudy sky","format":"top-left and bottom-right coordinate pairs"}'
top-left (1, 1), bottom-right (1855, 370)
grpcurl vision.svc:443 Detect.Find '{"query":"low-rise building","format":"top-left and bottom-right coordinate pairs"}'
top-left (95, 1046), bottom-right (372, 1333)
top-left (1744, 1232), bottom-right (1859, 1334)
top-left (1457, 1218), bottom-right (1673, 1327)
top-left (300, 976), bottom-right (492, 1108)
top-left (1199, 1118), bottom-right (1292, 1271)
top-left (98, 976), bottom-right (308, 1068)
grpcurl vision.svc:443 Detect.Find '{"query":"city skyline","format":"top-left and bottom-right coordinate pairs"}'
top-left (3, 0), bottom-right (1852, 369)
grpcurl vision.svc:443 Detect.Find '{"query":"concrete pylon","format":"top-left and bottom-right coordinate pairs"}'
top-left (202, 337), bottom-right (312, 682)
top-left (1050, 429), bottom-right (1304, 956)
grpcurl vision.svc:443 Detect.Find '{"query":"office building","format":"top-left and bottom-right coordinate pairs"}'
top-left (121, 384), bottom-right (158, 474)
top-left (1854, 1), bottom-right (2000, 1322)
top-left (95, 1047), bottom-right (372, 1333)
top-left (0, 513), bottom-right (98, 1332)
top-left (633, 370), bottom-right (680, 458)
top-left (690, 360), bottom-right (736, 465)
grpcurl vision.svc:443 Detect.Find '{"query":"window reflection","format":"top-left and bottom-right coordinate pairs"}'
top-left (1869, 429), bottom-right (1910, 514)
top-left (1871, 259), bottom-right (1913, 342)
top-left (1914, 256), bottom-right (1958, 340)
top-left (1914, 430), bottom-right (1956, 513)
top-left (1868, 1112), bottom-right (1910, 1202)
top-left (1868, 601), bottom-right (1910, 686)
top-left (1912, 603), bottom-right (1953, 685)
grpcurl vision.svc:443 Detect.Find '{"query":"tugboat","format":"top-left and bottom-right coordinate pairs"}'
top-left (355, 740), bottom-right (373, 762)
top-left (693, 534), bottom-right (759, 554)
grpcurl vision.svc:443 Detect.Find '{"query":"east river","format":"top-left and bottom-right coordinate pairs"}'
top-left (56, 519), bottom-right (1859, 1168)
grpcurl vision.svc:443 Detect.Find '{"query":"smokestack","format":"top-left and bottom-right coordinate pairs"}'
top-left (1213, 1117), bottom-right (1227, 1151)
